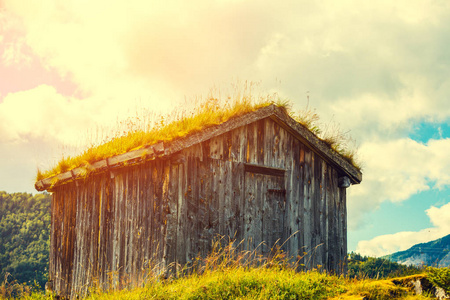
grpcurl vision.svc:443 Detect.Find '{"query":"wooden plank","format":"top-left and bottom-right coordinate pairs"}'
top-left (209, 135), bottom-right (222, 160)
top-left (284, 133), bottom-right (296, 257)
top-left (243, 163), bottom-right (285, 177)
top-left (72, 184), bottom-right (83, 296)
top-left (125, 169), bottom-right (133, 282)
top-left (231, 162), bottom-right (243, 244)
top-left (303, 146), bottom-right (312, 269)
top-left (274, 175), bottom-right (286, 251)
top-left (339, 175), bottom-right (348, 274)
top-left (165, 162), bottom-right (178, 275)
top-left (54, 188), bottom-right (62, 295)
top-left (74, 184), bottom-right (86, 297)
top-left (87, 179), bottom-right (95, 292)
top-left (284, 138), bottom-right (293, 255)
top-left (186, 155), bottom-right (198, 264)
top-left (261, 177), bottom-right (270, 254)
top-left (263, 118), bottom-right (273, 167)
top-left (256, 174), bottom-right (265, 252)
top-left (297, 144), bottom-right (306, 267)
top-left (217, 159), bottom-right (225, 238)
top-left (328, 166), bottom-right (338, 273)
top-left (156, 160), bottom-right (166, 271)
top-left (274, 120), bottom-right (282, 168)
top-left (35, 145), bottom-right (158, 191)
top-left (151, 162), bottom-right (160, 272)
top-left (133, 167), bottom-right (142, 285)
top-left (246, 122), bottom-right (257, 164)
top-left (48, 192), bottom-right (55, 289)
top-left (98, 174), bottom-right (108, 290)
top-left (243, 172), bottom-right (253, 250)
top-left (320, 159), bottom-right (328, 271)
top-left (222, 131), bottom-right (232, 161)
top-left (140, 162), bottom-right (150, 279)
top-left (111, 173), bottom-right (121, 288)
top-left (256, 119), bottom-right (265, 165)
top-left (224, 160), bottom-right (233, 239)
top-left (231, 126), bottom-right (246, 162)
top-left (209, 159), bottom-right (220, 241)
top-left (176, 162), bottom-right (187, 270)
top-left (160, 160), bottom-right (171, 275)
top-left (148, 162), bottom-right (158, 274)
top-left (311, 152), bottom-right (322, 269)
top-left (105, 171), bottom-right (114, 289)
top-left (197, 156), bottom-right (212, 258)
top-left (119, 172), bottom-right (127, 289)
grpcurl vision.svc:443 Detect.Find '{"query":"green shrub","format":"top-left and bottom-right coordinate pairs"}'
top-left (426, 267), bottom-right (450, 294)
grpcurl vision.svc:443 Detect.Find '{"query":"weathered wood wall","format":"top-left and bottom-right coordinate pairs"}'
top-left (49, 117), bottom-right (348, 298)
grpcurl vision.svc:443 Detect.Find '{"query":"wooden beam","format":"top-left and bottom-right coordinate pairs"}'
top-left (35, 143), bottom-right (162, 191)
top-left (269, 108), bottom-right (362, 184)
top-left (243, 163), bottom-right (285, 177)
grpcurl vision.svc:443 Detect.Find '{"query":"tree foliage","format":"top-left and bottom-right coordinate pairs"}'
top-left (348, 252), bottom-right (421, 279)
top-left (426, 266), bottom-right (450, 294)
top-left (0, 191), bottom-right (51, 289)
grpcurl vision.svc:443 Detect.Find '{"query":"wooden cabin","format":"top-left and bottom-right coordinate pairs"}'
top-left (35, 104), bottom-right (362, 298)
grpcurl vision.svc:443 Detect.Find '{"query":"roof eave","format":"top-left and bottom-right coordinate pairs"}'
top-left (35, 104), bottom-right (362, 191)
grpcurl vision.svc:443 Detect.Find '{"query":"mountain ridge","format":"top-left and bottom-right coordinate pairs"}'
top-left (385, 234), bottom-right (450, 267)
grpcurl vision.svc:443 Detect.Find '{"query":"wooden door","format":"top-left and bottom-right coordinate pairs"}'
top-left (243, 164), bottom-right (286, 255)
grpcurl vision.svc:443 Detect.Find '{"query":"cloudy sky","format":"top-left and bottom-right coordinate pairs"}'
top-left (1, 0), bottom-right (449, 257)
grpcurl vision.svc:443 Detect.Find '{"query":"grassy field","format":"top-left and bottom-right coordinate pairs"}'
top-left (2, 240), bottom-right (445, 299)
top-left (0, 269), bottom-right (433, 300)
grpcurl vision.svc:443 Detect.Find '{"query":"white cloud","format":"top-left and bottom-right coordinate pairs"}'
top-left (0, 85), bottom-right (92, 145)
top-left (1, 37), bottom-right (31, 66)
top-left (2, 0), bottom-right (449, 115)
top-left (356, 202), bottom-right (450, 257)
top-left (348, 138), bottom-right (450, 229)
top-left (427, 202), bottom-right (450, 233)
top-left (1, 0), bottom-right (450, 208)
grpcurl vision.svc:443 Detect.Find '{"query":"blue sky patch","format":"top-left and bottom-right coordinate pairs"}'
top-left (348, 187), bottom-right (450, 253)
top-left (409, 121), bottom-right (450, 143)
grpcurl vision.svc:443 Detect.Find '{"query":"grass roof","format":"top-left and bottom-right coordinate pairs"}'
top-left (36, 90), bottom-right (361, 182)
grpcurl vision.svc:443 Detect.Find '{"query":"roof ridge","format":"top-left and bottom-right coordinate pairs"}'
top-left (35, 104), bottom-right (361, 191)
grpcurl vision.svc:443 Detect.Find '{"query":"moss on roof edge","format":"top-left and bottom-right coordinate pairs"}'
top-left (35, 101), bottom-right (361, 191)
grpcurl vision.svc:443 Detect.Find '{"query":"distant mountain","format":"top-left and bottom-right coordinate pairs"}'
top-left (385, 234), bottom-right (450, 267)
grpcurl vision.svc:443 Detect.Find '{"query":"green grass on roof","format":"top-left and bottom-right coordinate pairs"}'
top-left (36, 89), bottom-right (361, 182)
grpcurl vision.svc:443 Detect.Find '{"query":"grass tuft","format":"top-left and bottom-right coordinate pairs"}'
top-left (36, 82), bottom-right (361, 182)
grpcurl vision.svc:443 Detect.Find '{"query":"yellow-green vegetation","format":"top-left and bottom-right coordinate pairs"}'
top-left (0, 269), bottom-right (436, 300)
top-left (0, 238), bottom-right (443, 300)
top-left (426, 266), bottom-right (450, 294)
top-left (348, 253), bottom-right (422, 279)
top-left (36, 83), bottom-right (361, 182)
top-left (0, 192), bottom-right (51, 291)
top-left (74, 242), bottom-right (431, 300)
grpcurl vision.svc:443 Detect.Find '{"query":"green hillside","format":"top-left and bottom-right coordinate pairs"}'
top-left (0, 191), bottom-right (51, 289)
